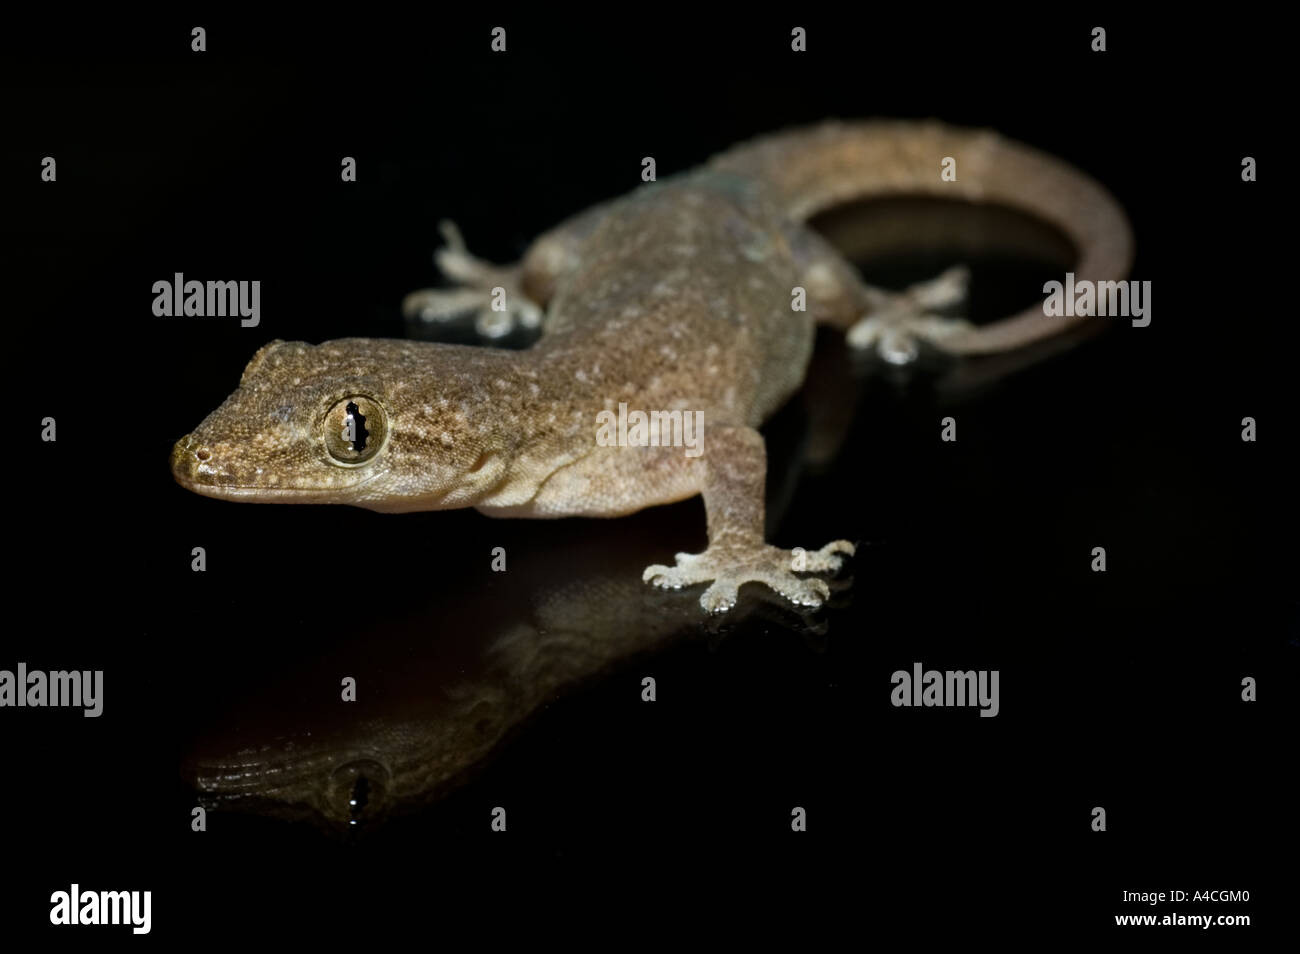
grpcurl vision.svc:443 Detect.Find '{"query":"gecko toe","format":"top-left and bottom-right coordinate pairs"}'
top-left (800, 539), bottom-right (857, 572)
top-left (700, 579), bottom-right (740, 613)
top-left (642, 564), bottom-right (677, 588)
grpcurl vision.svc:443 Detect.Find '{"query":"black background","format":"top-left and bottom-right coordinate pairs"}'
top-left (5, 9), bottom-right (1294, 944)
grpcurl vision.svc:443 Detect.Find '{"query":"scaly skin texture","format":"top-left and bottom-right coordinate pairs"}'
top-left (172, 120), bottom-right (1133, 611)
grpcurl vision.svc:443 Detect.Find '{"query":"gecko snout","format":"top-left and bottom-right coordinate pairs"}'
top-left (170, 434), bottom-right (221, 491)
top-left (170, 435), bottom-right (249, 496)
top-left (170, 435), bottom-right (200, 484)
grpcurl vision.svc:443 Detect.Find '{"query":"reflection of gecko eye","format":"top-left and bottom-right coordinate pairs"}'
top-left (323, 396), bottom-right (386, 464)
top-left (327, 759), bottom-right (390, 828)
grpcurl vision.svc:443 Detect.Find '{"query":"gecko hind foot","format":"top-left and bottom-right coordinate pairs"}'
top-left (847, 265), bottom-right (975, 364)
top-left (643, 540), bottom-right (855, 614)
top-left (401, 220), bottom-right (542, 338)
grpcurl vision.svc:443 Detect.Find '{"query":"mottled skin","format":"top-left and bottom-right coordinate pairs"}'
top-left (172, 120), bottom-right (1133, 611)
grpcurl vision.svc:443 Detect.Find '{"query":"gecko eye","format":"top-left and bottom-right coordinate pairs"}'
top-left (323, 396), bottom-right (387, 464)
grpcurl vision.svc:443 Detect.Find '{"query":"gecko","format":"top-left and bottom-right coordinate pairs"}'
top-left (171, 120), bottom-right (1133, 612)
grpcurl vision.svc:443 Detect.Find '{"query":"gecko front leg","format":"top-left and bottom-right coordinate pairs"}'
top-left (642, 426), bottom-right (855, 613)
top-left (401, 220), bottom-right (543, 338)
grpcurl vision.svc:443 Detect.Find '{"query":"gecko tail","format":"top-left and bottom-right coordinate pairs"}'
top-left (709, 120), bottom-right (1134, 355)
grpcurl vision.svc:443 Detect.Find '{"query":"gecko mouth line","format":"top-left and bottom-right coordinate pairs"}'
top-left (170, 445), bottom-right (384, 499)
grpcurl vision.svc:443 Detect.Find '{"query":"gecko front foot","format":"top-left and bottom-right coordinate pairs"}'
top-left (643, 540), bottom-right (855, 613)
top-left (401, 220), bottom-right (543, 338)
top-left (847, 265), bottom-right (976, 364)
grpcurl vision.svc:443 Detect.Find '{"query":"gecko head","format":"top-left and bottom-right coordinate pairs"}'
top-left (171, 338), bottom-right (513, 510)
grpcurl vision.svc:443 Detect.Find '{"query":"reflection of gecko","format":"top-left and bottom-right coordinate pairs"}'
top-left (171, 120), bottom-right (1132, 612)
top-left (183, 527), bottom-right (722, 832)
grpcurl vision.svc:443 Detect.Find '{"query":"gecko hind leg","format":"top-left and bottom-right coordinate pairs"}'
top-left (640, 426), bottom-right (855, 613)
top-left (401, 220), bottom-right (543, 339)
top-left (846, 265), bottom-right (977, 364)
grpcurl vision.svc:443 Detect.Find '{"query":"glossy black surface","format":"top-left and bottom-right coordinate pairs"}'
top-left (7, 9), bottom-right (1292, 942)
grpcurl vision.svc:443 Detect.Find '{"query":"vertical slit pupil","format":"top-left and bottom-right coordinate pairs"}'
top-left (346, 402), bottom-right (369, 452)
top-left (350, 776), bottom-right (371, 817)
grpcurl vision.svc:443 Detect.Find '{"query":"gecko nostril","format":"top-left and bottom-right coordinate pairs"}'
top-left (195, 448), bottom-right (212, 462)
